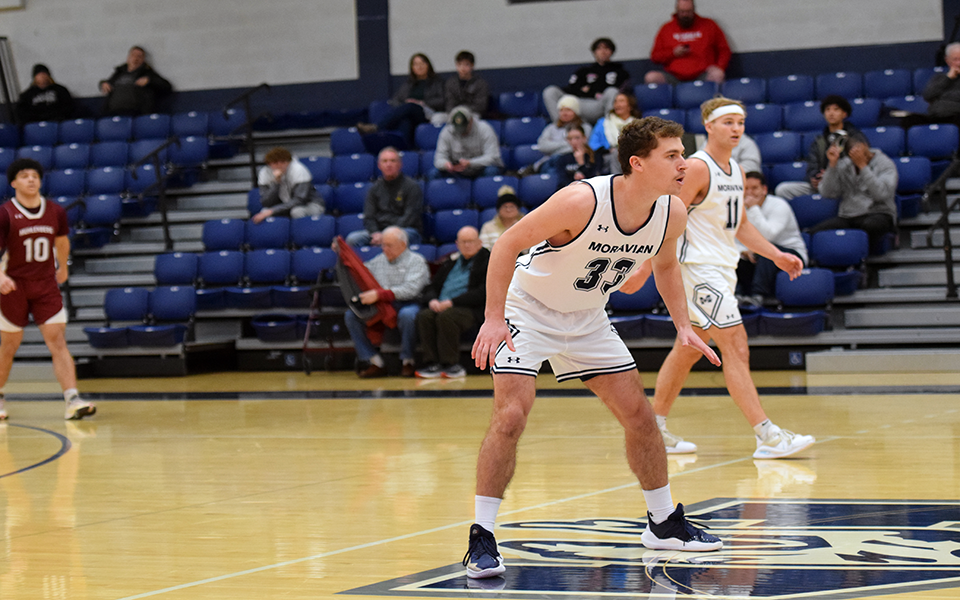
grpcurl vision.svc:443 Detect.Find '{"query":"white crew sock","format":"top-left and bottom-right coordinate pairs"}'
top-left (655, 414), bottom-right (667, 429)
top-left (63, 388), bottom-right (79, 402)
top-left (369, 354), bottom-right (385, 368)
top-left (753, 419), bottom-right (774, 440)
top-left (642, 483), bottom-right (675, 524)
top-left (475, 495), bottom-right (502, 533)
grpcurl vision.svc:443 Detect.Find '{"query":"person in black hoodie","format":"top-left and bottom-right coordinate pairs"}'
top-left (17, 64), bottom-right (75, 124)
top-left (542, 38), bottom-right (630, 124)
top-left (99, 46), bottom-right (172, 116)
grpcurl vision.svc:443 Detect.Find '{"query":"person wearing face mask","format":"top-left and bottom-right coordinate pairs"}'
top-left (16, 64), bottom-right (75, 124)
top-left (645, 0), bottom-right (731, 85)
top-left (99, 46), bottom-right (172, 116)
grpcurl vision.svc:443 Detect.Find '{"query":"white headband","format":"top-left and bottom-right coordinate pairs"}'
top-left (705, 104), bottom-right (745, 124)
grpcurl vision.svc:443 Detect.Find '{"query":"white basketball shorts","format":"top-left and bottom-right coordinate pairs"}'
top-left (680, 262), bottom-right (742, 330)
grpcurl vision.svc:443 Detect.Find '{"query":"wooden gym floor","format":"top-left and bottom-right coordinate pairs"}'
top-left (1, 368), bottom-right (959, 599)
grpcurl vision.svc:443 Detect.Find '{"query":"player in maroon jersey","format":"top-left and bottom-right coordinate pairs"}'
top-left (0, 159), bottom-right (95, 420)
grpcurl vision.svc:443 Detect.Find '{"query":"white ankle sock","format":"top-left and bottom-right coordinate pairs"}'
top-left (655, 415), bottom-right (667, 429)
top-left (642, 483), bottom-right (675, 524)
top-left (369, 355), bottom-right (385, 368)
top-left (475, 495), bottom-right (502, 533)
top-left (753, 419), bottom-right (774, 439)
top-left (64, 388), bottom-right (79, 402)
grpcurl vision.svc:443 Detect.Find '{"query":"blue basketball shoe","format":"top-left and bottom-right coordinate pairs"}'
top-left (462, 524), bottom-right (506, 578)
top-left (640, 504), bottom-right (723, 551)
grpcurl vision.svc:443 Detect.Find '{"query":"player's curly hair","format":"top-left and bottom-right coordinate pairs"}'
top-left (6, 158), bottom-right (44, 184)
top-left (618, 117), bottom-right (684, 175)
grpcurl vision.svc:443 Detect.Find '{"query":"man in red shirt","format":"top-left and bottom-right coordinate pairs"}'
top-left (0, 159), bottom-right (96, 421)
top-left (645, 0), bottom-right (731, 85)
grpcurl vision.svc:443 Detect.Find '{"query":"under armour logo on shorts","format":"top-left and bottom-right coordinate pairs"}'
top-left (506, 357), bottom-right (520, 363)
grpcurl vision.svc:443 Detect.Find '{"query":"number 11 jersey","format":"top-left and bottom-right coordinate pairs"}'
top-left (678, 150), bottom-right (744, 269)
top-left (0, 198), bottom-right (69, 282)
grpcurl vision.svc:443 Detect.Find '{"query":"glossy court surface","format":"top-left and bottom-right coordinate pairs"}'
top-left (1, 369), bottom-right (959, 599)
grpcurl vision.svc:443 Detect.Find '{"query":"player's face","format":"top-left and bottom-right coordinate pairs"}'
top-left (643, 137), bottom-right (687, 195)
top-left (11, 169), bottom-right (41, 197)
top-left (706, 113), bottom-right (745, 148)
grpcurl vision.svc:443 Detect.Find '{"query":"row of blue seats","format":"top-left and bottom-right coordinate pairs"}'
top-left (84, 285), bottom-right (196, 349)
top-left (0, 137), bottom-right (209, 172)
top-left (0, 164), bottom-right (165, 200)
top-left (0, 109), bottom-right (245, 148)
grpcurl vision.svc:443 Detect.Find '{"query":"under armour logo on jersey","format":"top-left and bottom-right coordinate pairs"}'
top-left (597, 224), bottom-right (609, 233)
top-left (506, 357), bottom-right (520, 363)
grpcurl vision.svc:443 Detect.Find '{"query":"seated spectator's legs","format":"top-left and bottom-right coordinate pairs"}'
top-left (480, 165), bottom-right (503, 178)
top-left (396, 303), bottom-right (420, 364)
top-left (417, 306), bottom-right (475, 367)
top-left (807, 215), bottom-right (853, 235)
top-left (376, 103), bottom-right (426, 145)
top-left (735, 258), bottom-right (757, 296)
top-left (429, 166), bottom-right (501, 180)
top-left (345, 230), bottom-right (374, 247)
top-left (430, 112), bottom-right (449, 126)
top-left (774, 181), bottom-right (815, 200)
top-left (577, 96), bottom-right (608, 125)
top-left (344, 309), bottom-right (378, 363)
top-left (852, 213), bottom-right (896, 248)
top-left (290, 203), bottom-right (323, 220)
top-left (752, 246), bottom-right (804, 299)
top-left (542, 85), bottom-right (565, 123)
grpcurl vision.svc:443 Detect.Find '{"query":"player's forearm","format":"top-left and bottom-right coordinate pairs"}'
top-left (736, 221), bottom-right (784, 262)
top-left (482, 241), bottom-right (521, 320)
top-left (652, 258), bottom-right (694, 331)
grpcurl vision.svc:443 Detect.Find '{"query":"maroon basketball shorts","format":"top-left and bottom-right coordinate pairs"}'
top-left (0, 277), bottom-right (66, 331)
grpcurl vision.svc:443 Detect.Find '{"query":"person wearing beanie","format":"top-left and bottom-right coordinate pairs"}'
top-left (542, 37), bottom-right (630, 124)
top-left (479, 185), bottom-right (523, 249)
top-left (431, 106), bottom-right (503, 180)
top-left (16, 63), bottom-right (75, 124)
top-left (529, 94), bottom-right (593, 174)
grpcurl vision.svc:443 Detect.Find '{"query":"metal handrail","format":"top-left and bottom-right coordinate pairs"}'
top-left (923, 156), bottom-right (960, 299)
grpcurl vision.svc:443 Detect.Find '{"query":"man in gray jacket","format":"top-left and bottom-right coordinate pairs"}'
top-left (808, 131), bottom-right (898, 248)
top-left (431, 106), bottom-right (503, 180)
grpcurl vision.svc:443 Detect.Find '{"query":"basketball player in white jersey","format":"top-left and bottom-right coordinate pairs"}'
top-left (463, 118), bottom-right (723, 580)
top-left (632, 97), bottom-right (814, 460)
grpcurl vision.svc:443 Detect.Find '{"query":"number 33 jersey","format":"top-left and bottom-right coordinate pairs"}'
top-left (512, 175), bottom-right (670, 313)
top-left (0, 198), bottom-right (69, 281)
top-left (678, 150), bottom-right (744, 269)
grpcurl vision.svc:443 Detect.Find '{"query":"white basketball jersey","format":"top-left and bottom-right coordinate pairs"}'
top-left (678, 150), bottom-right (744, 269)
top-left (512, 175), bottom-right (671, 313)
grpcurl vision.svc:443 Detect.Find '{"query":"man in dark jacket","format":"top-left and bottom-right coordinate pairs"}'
top-left (542, 38), bottom-right (630, 124)
top-left (17, 64), bottom-right (74, 124)
top-left (99, 46), bottom-right (172, 116)
top-left (346, 147), bottom-right (423, 247)
top-left (415, 226), bottom-right (489, 378)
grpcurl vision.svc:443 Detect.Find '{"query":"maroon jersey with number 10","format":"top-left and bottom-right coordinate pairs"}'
top-left (0, 198), bottom-right (70, 281)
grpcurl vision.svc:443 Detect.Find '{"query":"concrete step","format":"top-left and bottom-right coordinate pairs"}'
top-left (21, 324), bottom-right (89, 344)
top-left (168, 180), bottom-right (251, 196)
top-left (876, 265), bottom-right (960, 287)
top-left (832, 286), bottom-right (955, 305)
top-left (126, 223), bottom-right (203, 242)
top-left (909, 227), bottom-right (960, 249)
top-left (68, 273), bottom-right (156, 288)
top-left (866, 248), bottom-right (957, 265)
top-left (175, 193), bottom-right (247, 211)
top-left (806, 348), bottom-right (960, 373)
top-left (843, 304), bottom-right (960, 328)
top-left (80, 255), bottom-right (156, 274)
top-left (122, 208), bottom-right (249, 225)
top-left (73, 240), bottom-right (204, 257)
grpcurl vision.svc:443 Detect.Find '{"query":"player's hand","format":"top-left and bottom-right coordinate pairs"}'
top-left (56, 267), bottom-right (69, 285)
top-left (775, 253), bottom-right (804, 279)
top-left (472, 319), bottom-right (513, 371)
top-left (677, 327), bottom-right (721, 367)
top-left (0, 276), bottom-right (16, 295)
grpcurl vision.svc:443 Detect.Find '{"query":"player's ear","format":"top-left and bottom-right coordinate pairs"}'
top-left (629, 154), bottom-right (643, 173)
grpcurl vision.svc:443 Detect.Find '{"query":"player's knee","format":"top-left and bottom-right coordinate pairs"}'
top-left (491, 403), bottom-right (528, 439)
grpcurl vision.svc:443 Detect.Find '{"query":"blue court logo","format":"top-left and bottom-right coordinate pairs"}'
top-left (344, 499), bottom-right (960, 599)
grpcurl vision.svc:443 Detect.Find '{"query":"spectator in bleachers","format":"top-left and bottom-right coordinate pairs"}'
top-left (901, 42), bottom-right (960, 128)
top-left (542, 38), bottom-right (630, 125)
top-left (775, 95), bottom-right (861, 200)
top-left (252, 147), bottom-right (324, 224)
top-left (480, 186), bottom-right (523, 249)
top-left (431, 106), bottom-right (503, 180)
top-left (99, 46), bottom-right (172, 116)
top-left (432, 50), bottom-right (490, 126)
top-left (16, 64), bottom-right (74, 124)
top-left (809, 131), bottom-right (898, 248)
top-left (589, 91), bottom-right (641, 174)
top-left (530, 95), bottom-right (592, 174)
top-left (736, 171), bottom-right (807, 305)
top-left (554, 125), bottom-right (599, 187)
top-left (344, 226), bottom-right (430, 378)
top-left (346, 147), bottom-right (423, 247)
top-left (644, 0), bottom-right (731, 85)
top-left (358, 53), bottom-right (444, 146)
top-left (415, 226), bottom-right (489, 379)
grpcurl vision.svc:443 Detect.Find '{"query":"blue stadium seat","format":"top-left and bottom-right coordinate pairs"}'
top-left (292, 247), bottom-right (337, 282)
top-left (250, 313), bottom-right (298, 341)
top-left (783, 101), bottom-right (824, 132)
top-left (302, 156), bottom-right (332, 183)
top-left (634, 83), bottom-right (674, 111)
top-left (769, 161), bottom-right (807, 189)
top-left (895, 156), bottom-right (932, 193)
top-left (906, 124), bottom-right (959, 160)
top-left (0, 123), bottom-right (19, 148)
top-left (194, 286), bottom-right (225, 311)
top-left (436, 242), bottom-right (458, 258)
top-left (172, 111), bottom-right (210, 137)
top-left (864, 69), bottom-right (912, 99)
top-left (245, 216), bottom-right (291, 249)
top-left (105, 287), bottom-right (150, 322)
top-left (357, 245), bottom-right (383, 262)
top-left (202, 218), bottom-right (245, 251)
top-left (498, 91), bottom-right (541, 117)
top-left (125, 163), bottom-right (162, 194)
top-left (651, 108), bottom-right (685, 124)
top-left (209, 108), bottom-right (246, 136)
top-left (510, 144), bottom-right (543, 171)
top-left (775, 268), bottom-right (835, 307)
top-left (290, 214), bottom-right (336, 248)
top-left (85, 167), bottom-right (125, 195)
top-left (414, 123), bottom-right (443, 150)
top-left (330, 127), bottom-right (366, 155)
top-left (744, 103), bottom-right (782, 134)
top-left (53, 195), bottom-right (84, 226)
top-left (149, 285), bottom-right (197, 321)
top-left (0, 174), bottom-right (10, 199)
top-left (45, 168), bottom-right (86, 197)
top-left (129, 138), bottom-right (168, 165)
top-left (787, 194), bottom-right (840, 229)
top-left (884, 95), bottom-right (929, 114)
top-left (864, 126), bottom-right (905, 157)
top-left (331, 153), bottom-right (376, 183)
top-left (398, 150), bottom-right (419, 178)
top-left (361, 130), bottom-right (407, 155)
top-left (426, 177), bottom-right (472, 211)
top-left (96, 116), bottom-right (133, 141)
top-left (132, 114), bottom-right (171, 140)
top-left (53, 143), bottom-right (90, 169)
top-left (847, 98), bottom-right (882, 129)
top-left (168, 136), bottom-right (209, 167)
top-left (420, 150), bottom-right (436, 174)
top-left (473, 175), bottom-right (519, 209)
top-left (81, 193), bottom-right (122, 226)
top-left (16, 145), bottom-right (53, 170)
top-left (199, 250), bottom-right (244, 286)
top-left (684, 108), bottom-right (706, 134)
top-left (0, 147), bottom-right (15, 173)
top-left (367, 100), bottom-right (392, 124)
top-left (754, 131), bottom-right (802, 163)
top-left (480, 207), bottom-right (498, 224)
top-left (335, 181), bottom-right (372, 214)
top-left (913, 67), bottom-right (946, 96)
top-left (608, 278), bottom-right (661, 311)
top-left (245, 248), bottom-right (291, 284)
top-left (485, 119), bottom-right (503, 143)
top-left (767, 74), bottom-right (814, 104)
top-left (223, 285), bottom-right (273, 310)
top-left (90, 141), bottom-right (129, 167)
top-left (503, 117), bottom-right (546, 146)
top-left (84, 325), bottom-right (129, 349)
top-left (58, 118), bottom-right (96, 144)
top-left (815, 71), bottom-right (862, 99)
top-left (759, 309), bottom-right (827, 336)
top-left (314, 183), bottom-right (335, 212)
top-left (674, 80), bottom-right (718, 109)
top-left (810, 229), bottom-right (869, 268)
top-left (247, 188), bottom-right (262, 214)
top-left (155, 252), bottom-right (199, 285)
top-left (519, 173), bottom-right (558, 207)
top-left (270, 285), bottom-right (312, 309)
top-left (23, 121), bottom-right (59, 147)
top-left (433, 209), bottom-right (479, 243)
top-left (410, 243), bottom-right (437, 262)
top-left (336, 213), bottom-right (365, 237)
top-left (722, 77), bottom-right (767, 104)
